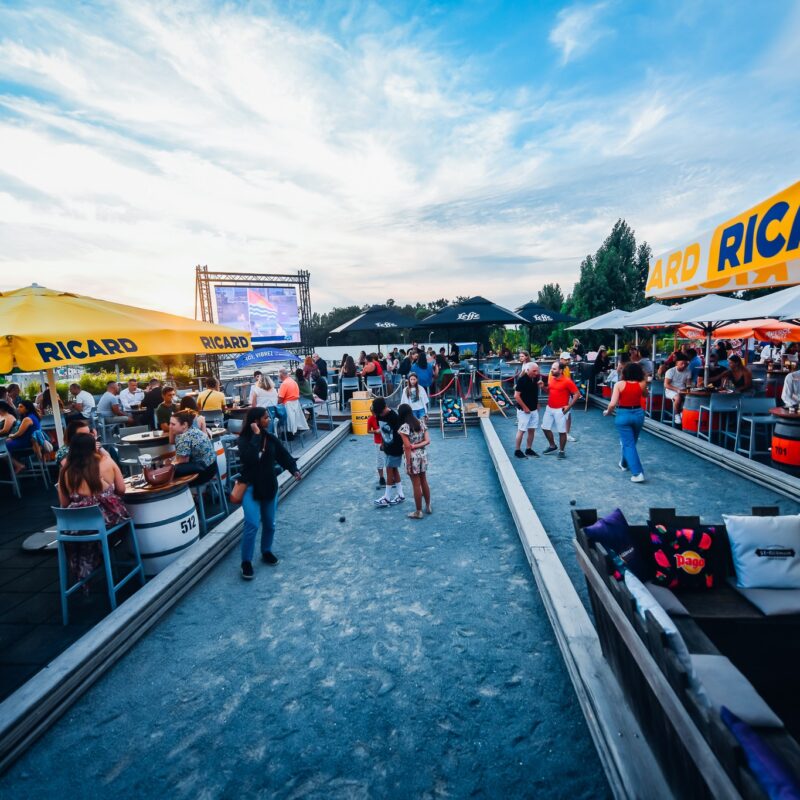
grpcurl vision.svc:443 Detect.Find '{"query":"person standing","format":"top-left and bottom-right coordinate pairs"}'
top-left (249, 374), bottom-right (279, 407)
top-left (410, 350), bottom-right (434, 391)
top-left (367, 412), bottom-right (386, 489)
top-left (603, 362), bottom-right (647, 483)
top-left (513, 361), bottom-right (542, 459)
top-left (277, 368), bottom-right (309, 437)
top-left (541, 361), bottom-right (580, 459)
top-left (372, 397), bottom-right (405, 508)
top-left (141, 379), bottom-right (163, 429)
top-left (312, 353), bottom-right (328, 378)
top-left (236, 407), bottom-right (301, 579)
top-left (397, 403), bottom-right (431, 519)
top-left (400, 372), bottom-right (428, 419)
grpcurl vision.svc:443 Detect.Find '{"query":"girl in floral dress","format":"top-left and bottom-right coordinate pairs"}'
top-left (397, 403), bottom-right (431, 520)
top-left (57, 433), bottom-right (129, 589)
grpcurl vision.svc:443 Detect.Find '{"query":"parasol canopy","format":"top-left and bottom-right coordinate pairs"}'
top-left (417, 296), bottom-right (527, 328)
top-left (514, 302), bottom-right (576, 325)
top-left (330, 305), bottom-right (419, 334)
top-left (677, 319), bottom-right (800, 343)
top-left (567, 308), bottom-right (631, 331)
top-left (0, 284), bottom-right (251, 373)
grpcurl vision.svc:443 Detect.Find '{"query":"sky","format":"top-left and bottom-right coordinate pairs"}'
top-left (1, 0), bottom-right (799, 318)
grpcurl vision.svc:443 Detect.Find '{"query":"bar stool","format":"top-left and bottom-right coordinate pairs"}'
top-left (697, 394), bottom-right (741, 446)
top-left (192, 462), bottom-right (229, 535)
top-left (735, 397), bottom-right (778, 459)
top-left (53, 506), bottom-right (146, 625)
top-left (0, 440), bottom-right (22, 498)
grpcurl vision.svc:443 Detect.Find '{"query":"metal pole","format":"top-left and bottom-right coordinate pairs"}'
top-left (46, 368), bottom-right (64, 447)
top-left (704, 329), bottom-right (712, 386)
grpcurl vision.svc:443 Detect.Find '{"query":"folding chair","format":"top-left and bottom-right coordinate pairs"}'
top-left (202, 410), bottom-right (225, 428)
top-left (339, 377), bottom-right (359, 409)
top-left (226, 417), bottom-right (243, 434)
top-left (53, 505), bottom-right (146, 625)
top-left (191, 461), bottom-right (229, 535)
top-left (486, 385), bottom-right (511, 417)
top-left (440, 397), bottom-right (467, 439)
top-left (365, 375), bottom-right (384, 397)
top-left (0, 439), bottom-right (22, 498)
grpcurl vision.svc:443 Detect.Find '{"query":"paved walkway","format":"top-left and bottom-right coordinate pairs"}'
top-left (2, 431), bottom-right (609, 799)
top-left (494, 406), bottom-right (800, 607)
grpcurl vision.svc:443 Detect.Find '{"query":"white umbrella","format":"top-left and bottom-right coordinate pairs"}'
top-left (567, 309), bottom-right (633, 355)
top-left (685, 284), bottom-right (800, 324)
top-left (621, 302), bottom-right (668, 351)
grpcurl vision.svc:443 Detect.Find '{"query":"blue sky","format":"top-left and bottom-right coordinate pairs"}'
top-left (1, 0), bottom-right (799, 315)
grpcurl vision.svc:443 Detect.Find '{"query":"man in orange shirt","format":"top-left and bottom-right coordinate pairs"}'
top-left (541, 360), bottom-right (580, 458)
top-left (277, 367), bottom-right (309, 438)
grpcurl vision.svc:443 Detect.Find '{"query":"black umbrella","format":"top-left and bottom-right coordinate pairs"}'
top-left (417, 296), bottom-right (527, 373)
top-left (515, 302), bottom-right (577, 350)
top-left (330, 305), bottom-right (419, 351)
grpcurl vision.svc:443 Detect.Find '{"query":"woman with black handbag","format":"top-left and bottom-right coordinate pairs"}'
top-left (234, 406), bottom-right (301, 580)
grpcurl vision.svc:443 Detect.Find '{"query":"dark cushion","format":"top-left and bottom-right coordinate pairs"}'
top-left (585, 508), bottom-right (647, 578)
top-left (721, 707), bottom-right (800, 797)
top-left (649, 523), bottom-right (721, 590)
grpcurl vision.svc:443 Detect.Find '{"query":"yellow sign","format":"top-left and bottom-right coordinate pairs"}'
top-left (1, 285), bottom-right (251, 372)
top-left (646, 180), bottom-right (800, 298)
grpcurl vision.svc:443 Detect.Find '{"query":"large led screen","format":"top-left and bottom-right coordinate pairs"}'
top-left (214, 286), bottom-right (301, 344)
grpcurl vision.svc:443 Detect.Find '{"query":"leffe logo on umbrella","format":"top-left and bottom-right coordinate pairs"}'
top-left (374, 322), bottom-right (398, 328)
top-left (457, 312), bottom-right (480, 321)
top-left (531, 314), bottom-right (555, 322)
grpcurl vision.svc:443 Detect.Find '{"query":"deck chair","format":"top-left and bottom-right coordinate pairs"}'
top-left (440, 397), bottom-right (467, 439)
top-left (486, 385), bottom-right (511, 417)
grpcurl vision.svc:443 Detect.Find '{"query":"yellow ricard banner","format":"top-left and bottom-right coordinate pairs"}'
top-left (646, 180), bottom-right (800, 299)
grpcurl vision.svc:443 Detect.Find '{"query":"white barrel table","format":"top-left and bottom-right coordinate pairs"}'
top-left (120, 430), bottom-right (175, 460)
top-left (123, 474), bottom-right (200, 576)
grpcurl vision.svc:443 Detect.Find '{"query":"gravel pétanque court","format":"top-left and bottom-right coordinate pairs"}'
top-left (493, 406), bottom-right (800, 610)
top-left (2, 431), bottom-right (610, 799)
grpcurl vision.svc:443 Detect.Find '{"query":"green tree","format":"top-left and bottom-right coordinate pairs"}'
top-left (536, 283), bottom-right (564, 312)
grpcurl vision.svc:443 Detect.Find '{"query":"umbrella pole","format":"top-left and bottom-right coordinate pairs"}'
top-left (47, 368), bottom-right (64, 447)
top-left (704, 330), bottom-right (711, 386)
top-left (635, 330), bottom-right (639, 346)
top-left (651, 332), bottom-right (657, 362)
top-left (614, 333), bottom-right (619, 358)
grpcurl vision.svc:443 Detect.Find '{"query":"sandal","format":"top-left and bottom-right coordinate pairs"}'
top-left (425, 506), bottom-right (432, 514)
top-left (407, 510), bottom-right (424, 519)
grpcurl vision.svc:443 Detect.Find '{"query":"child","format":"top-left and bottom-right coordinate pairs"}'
top-left (367, 412), bottom-right (386, 489)
top-left (400, 372), bottom-right (429, 420)
top-left (397, 403), bottom-right (431, 519)
top-left (372, 397), bottom-right (405, 508)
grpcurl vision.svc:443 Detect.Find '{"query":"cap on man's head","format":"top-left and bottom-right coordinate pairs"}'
top-left (598, 345), bottom-right (607, 351)
top-left (560, 351), bottom-right (571, 361)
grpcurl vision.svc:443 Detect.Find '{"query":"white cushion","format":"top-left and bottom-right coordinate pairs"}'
top-left (690, 654), bottom-right (783, 728)
top-left (723, 514), bottom-right (800, 589)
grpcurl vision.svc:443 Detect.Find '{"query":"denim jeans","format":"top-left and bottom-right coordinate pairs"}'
top-left (240, 486), bottom-right (279, 562)
top-left (615, 407), bottom-right (645, 476)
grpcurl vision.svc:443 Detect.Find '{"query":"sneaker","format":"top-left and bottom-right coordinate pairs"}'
top-left (631, 474), bottom-right (645, 483)
top-left (374, 497), bottom-right (391, 508)
top-left (261, 551), bottom-right (279, 566)
top-left (514, 449), bottom-right (527, 459)
top-left (240, 561), bottom-right (254, 580)
top-left (618, 461), bottom-right (628, 471)
top-left (567, 434), bottom-right (577, 442)
top-left (525, 448), bottom-right (539, 458)
top-left (557, 450), bottom-right (566, 459)
top-left (389, 495), bottom-right (405, 505)
top-left (543, 446), bottom-right (558, 455)
top-left (674, 414), bottom-right (682, 425)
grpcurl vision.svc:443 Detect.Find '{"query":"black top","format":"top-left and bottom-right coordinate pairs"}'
top-left (514, 374), bottom-right (539, 412)
top-left (314, 376), bottom-right (328, 401)
top-left (592, 353), bottom-right (611, 375)
top-left (238, 432), bottom-right (298, 501)
top-left (449, 343), bottom-right (460, 363)
top-left (142, 386), bottom-right (163, 412)
top-left (398, 357), bottom-right (412, 377)
top-left (377, 410), bottom-right (404, 456)
top-left (315, 358), bottom-right (328, 377)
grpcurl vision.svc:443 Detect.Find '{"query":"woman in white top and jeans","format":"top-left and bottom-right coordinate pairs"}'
top-left (249, 374), bottom-right (279, 408)
top-left (400, 373), bottom-right (429, 420)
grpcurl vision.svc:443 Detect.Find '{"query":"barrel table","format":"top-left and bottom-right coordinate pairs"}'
top-left (765, 370), bottom-right (791, 399)
top-left (123, 474), bottom-right (200, 576)
top-left (770, 407), bottom-right (800, 476)
top-left (121, 428), bottom-right (228, 479)
top-left (681, 391), bottom-right (720, 434)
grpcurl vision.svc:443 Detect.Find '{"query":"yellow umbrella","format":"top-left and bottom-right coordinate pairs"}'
top-left (1, 284), bottom-right (252, 445)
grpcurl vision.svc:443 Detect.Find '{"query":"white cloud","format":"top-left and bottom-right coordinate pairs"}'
top-left (549, 2), bottom-right (611, 65)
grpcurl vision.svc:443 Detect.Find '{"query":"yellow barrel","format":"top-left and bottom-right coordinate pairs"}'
top-left (351, 398), bottom-right (372, 435)
top-left (481, 380), bottom-right (503, 408)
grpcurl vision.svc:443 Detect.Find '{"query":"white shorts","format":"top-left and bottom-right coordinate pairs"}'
top-left (516, 408), bottom-right (539, 432)
top-left (664, 388), bottom-right (680, 402)
top-left (541, 406), bottom-right (569, 434)
top-left (375, 444), bottom-right (386, 470)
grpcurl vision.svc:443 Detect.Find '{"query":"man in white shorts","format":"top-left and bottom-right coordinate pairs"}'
top-left (541, 360), bottom-right (580, 459)
top-left (664, 354), bottom-right (692, 425)
top-left (513, 361), bottom-right (543, 459)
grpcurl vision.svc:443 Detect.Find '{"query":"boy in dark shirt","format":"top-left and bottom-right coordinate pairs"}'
top-left (371, 397), bottom-right (406, 507)
top-left (513, 361), bottom-right (543, 459)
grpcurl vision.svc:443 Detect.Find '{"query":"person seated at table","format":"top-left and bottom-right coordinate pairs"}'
top-left (196, 377), bottom-right (226, 411)
top-left (714, 340), bottom-right (729, 367)
top-left (312, 353), bottom-right (328, 378)
top-left (167, 411), bottom-right (217, 484)
top-left (758, 341), bottom-right (781, 362)
top-left (571, 338), bottom-right (585, 361)
top-left (65, 382), bottom-right (95, 422)
top-left (664, 354), bottom-right (693, 424)
top-left (56, 418), bottom-right (119, 467)
top-left (784, 343), bottom-right (799, 365)
top-left (0, 399), bottom-right (19, 437)
top-left (541, 341), bottom-right (554, 358)
top-left (249, 374), bottom-right (278, 407)
top-left (435, 353), bottom-right (453, 392)
top-left (119, 378), bottom-right (144, 412)
top-left (708, 354), bottom-right (752, 393)
top-left (97, 381), bottom-right (133, 425)
top-left (5, 384), bottom-right (21, 406)
top-left (590, 345), bottom-right (611, 392)
top-left (339, 355), bottom-right (357, 378)
top-left (630, 346), bottom-right (653, 377)
top-left (782, 367), bottom-right (800, 408)
top-left (301, 356), bottom-right (318, 383)
top-left (156, 386), bottom-right (178, 432)
top-left (277, 368), bottom-right (309, 438)
top-left (313, 373), bottom-right (328, 404)
top-left (658, 343), bottom-right (692, 377)
top-left (6, 400), bottom-right (43, 474)
top-left (35, 383), bottom-right (63, 417)
top-left (696, 354), bottom-right (728, 387)
top-left (178, 395), bottom-right (208, 434)
top-left (357, 351), bottom-right (368, 368)
top-left (361, 354), bottom-right (383, 381)
top-left (57, 432), bottom-right (128, 591)
top-left (295, 368), bottom-right (313, 400)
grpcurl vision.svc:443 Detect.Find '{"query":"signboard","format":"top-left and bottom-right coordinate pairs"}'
top-left (646, 180), bottom-right (800, 299)
top-left (214, 286), bottom-right (301, 344)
